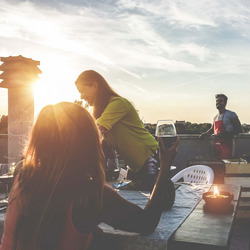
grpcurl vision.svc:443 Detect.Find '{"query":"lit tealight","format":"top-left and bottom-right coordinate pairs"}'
top-left (203, 186), bottom-right (234, 213)
top-left (206, 186), bottom-right (229, 199)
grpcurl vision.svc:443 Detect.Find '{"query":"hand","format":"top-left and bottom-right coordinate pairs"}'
top-left (158, 136), bottom-right (179, 172)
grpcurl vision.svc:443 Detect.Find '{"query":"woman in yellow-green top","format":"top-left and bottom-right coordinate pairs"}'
top-left (75, 70), bottom-right (159, 191)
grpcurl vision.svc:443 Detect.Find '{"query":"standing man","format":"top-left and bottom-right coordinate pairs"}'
top-left (200, 94), bottom-right (242, 160)
top-left (75, 70), bottom-right (160, 191)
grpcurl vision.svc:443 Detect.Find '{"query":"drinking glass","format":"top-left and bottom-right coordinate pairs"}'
top-left (155, 120), bottom-right (177, 149)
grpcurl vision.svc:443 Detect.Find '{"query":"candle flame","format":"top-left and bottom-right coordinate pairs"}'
top-left (214, 186), bottom-right (220, 197)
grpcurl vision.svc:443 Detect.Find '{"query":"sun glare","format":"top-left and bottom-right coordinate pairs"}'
top-left (33, 63), bottom-right (82, 117)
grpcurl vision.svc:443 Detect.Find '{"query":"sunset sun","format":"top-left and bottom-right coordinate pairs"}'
top-left (33, 60), bottom-right (82, 116)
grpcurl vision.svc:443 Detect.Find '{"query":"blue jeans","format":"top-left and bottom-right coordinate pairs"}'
top-left (127, 154), bottom-right (159, 191)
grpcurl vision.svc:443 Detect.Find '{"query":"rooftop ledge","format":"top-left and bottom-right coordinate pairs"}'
top-left (177, 133), bottom-right (250, 139)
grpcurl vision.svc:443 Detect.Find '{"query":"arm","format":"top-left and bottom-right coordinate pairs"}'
top-left (101, 138), bottom-right (178, 235)
top-left (96, 97), bottom-right (129, 131)
top-left (98, 125), bottom-right (116, 161)
top-left (200, 124), bottom-right (214, 139)
top-left (97, 98), bottom-right (129, 158)
top-left (232, 117), bottom-right (242, 135)
top-left (217, 116), bottom-right (242, 141)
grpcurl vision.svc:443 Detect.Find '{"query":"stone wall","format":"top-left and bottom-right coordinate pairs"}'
top-left (1, 133), bottom-right (250, 170)
top-left (170, 133), bottom-right (250, 177)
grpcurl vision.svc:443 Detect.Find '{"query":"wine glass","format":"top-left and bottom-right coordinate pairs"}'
top-left (155, 120), bottom-right (177, 209)
top-left (155, 120), bottom-right (177, 149)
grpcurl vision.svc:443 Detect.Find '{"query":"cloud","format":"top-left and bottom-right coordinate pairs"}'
top-left (117, 78), bottom-right (147, 93)
top-left (0, 0), bottom-right (211, 73)
top-left (1, 0), bottom-right (250, 76)
top-left (1, 0), bottom-right (250, 123)
top-left (129, 0), bottom-right (250, 28)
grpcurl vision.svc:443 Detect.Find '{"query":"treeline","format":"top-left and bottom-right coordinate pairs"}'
top-left (0, 115), bottom-right (8, 134)
top-left (145, 122), bottom-right (212, 135)
top-left (242, 124), bottom-right (250, 133)
top-left (175, 122), bottom-right (250, 134)
top-left (1, 115), bottom-right (249, 135)
top-left (175, 122), bottom-right (211, 134)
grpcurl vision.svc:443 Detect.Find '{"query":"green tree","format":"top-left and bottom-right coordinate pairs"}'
top-left (175, 121), bottom-right (211, 134)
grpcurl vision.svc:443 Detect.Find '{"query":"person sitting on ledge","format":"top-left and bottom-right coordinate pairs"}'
top-left (0, 102), bottom-right (178, 250)
top-left (75, 70), bottom-right (159, 191)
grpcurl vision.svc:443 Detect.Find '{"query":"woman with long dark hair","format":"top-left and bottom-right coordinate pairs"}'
top-left (0, 102), bottom-right (178, 250)
top-left (75, 70), bottom-right (160, 190)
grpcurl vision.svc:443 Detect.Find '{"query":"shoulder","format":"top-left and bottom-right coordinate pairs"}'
top-left (110, 96), bottom-right (130, 105)
top-left (225, 110), bottom-right (237, 119)
top-left (108, 96), bottom-right (131, 110)
top-left (213, 114), bottom-right (219, 121)
top-left (103, 184), bottom-right (119, 197)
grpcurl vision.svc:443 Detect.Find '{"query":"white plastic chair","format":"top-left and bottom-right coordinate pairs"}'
top-left (171, 165), bottom-right (214, 184)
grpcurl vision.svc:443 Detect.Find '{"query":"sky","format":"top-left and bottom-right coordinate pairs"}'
top-left (0, 0), bottom-right (250, 124)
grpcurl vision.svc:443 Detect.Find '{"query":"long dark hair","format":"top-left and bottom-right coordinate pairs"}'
top-left (75, 70), bottom-right (120, 119)
top-left (10, 102), bottom-right (105, 250)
